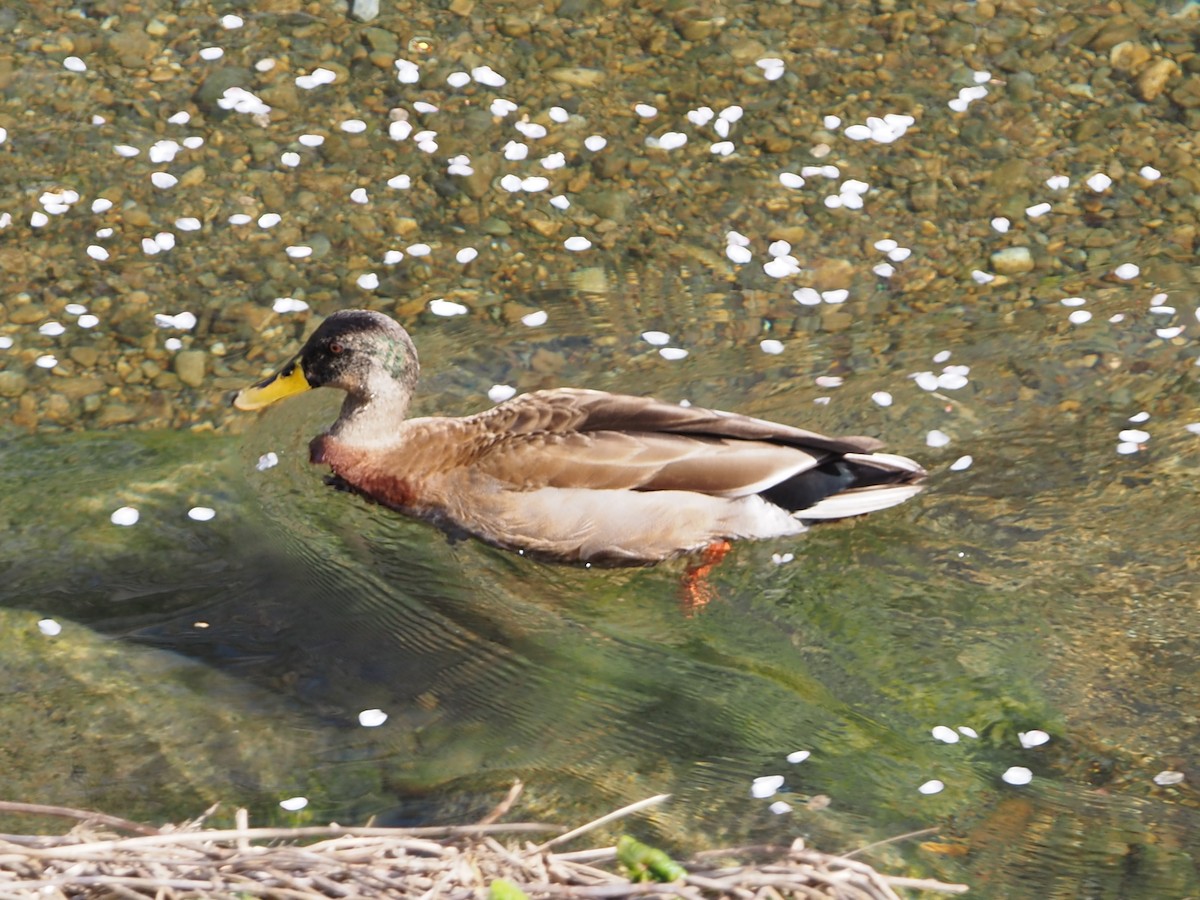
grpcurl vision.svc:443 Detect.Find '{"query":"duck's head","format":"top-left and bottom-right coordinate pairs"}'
top-left (233, 309), bottom-right (419, 411)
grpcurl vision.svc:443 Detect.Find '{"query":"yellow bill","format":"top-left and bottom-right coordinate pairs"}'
top-left (233, 360), bottom-right (312, 411)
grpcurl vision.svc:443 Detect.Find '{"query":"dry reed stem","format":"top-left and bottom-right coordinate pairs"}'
top-left (0, 798), bottom-right (968, 899)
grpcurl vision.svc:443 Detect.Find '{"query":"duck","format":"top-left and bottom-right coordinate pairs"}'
top-left (233, 309), bottom-right (926, 565)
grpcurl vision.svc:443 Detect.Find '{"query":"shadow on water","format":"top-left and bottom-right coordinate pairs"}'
top-left (3, 344), bottom-right (1198, 896)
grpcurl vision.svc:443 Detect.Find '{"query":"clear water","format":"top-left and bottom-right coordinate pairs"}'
top-left (1, 1), bottom-right (1198, 896)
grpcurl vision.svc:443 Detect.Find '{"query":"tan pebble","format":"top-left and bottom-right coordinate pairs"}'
top-left (95, 403), bottom-right (139, 426)
top-left (69, 346), bottom-right (100, 367)
top-left (1136, 58), bottom-right (1178, 102)
top-left (58, 376), bottom-right (107, 401)
top-left (44, 394), bottom-right (72, 422)
top-left (178, 166), bottom-right (206, 187)
top-left (174, 350), bottom-right (207, 387)
top-left (807, 258), bottom-right (855, 290)
top-left (9, 306), bottom-right (46, 325)
top-left (448, 0), bottom-right (474, 14)
top-left (546, 67), bottom-right (606, 88)
top-left (0, 370), bottom-right (28, 397)
top-left (1110, 41), bottom-right (1151, 73)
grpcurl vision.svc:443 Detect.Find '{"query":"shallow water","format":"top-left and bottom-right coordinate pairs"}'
top-left (2, 0), bottom-right (1199, 896)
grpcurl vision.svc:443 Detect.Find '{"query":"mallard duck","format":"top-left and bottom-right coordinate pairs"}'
top-left (234, 310), bottom-right (925, 564)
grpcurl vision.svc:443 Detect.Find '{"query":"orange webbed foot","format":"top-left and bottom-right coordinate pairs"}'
top-left (679, 540), bottom-right (732, 614)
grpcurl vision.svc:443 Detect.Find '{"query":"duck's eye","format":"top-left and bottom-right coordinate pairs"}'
top-left (329, 341), bottom-right (345, 355)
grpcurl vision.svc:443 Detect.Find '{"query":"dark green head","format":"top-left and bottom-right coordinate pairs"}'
top-left (234, 309), bottom-right (420, 411)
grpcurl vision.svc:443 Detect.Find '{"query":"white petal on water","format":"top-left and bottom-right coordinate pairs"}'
top-left (772, 552), bottom-right (794, 565)
top-left (918, 780), bottom-right (944, 795)
top-left (35, 355), bottom-right (58, 368)
top-left (792, 288), bottom-right (821, 306)
top-left (1086, 172), bottom-right (1113, 192)
top-left (821, 289), bottom-right (848, 304)
top-left (786, 750), bottom-right (810, 764)
top-left (779, 172), bottom-right (805, 189)
top-left (1153, 770), bottom-right (1185, 786)
top-left (1060, 296), bottom-right (1087, 307)
top-left (456, 247), bottom-right (478, 264)
top-left (407, 243), bottom-right (431, 256)
top-left (1116, 441), bottom-right (1140, 455)
top-left (429, 298), bottom-right (468, 317)
top-left (1139, 166), bottom-right (1161, 181)
top-left (659, 347), bottom-right (689, 361)
top-left (642, 331), bottom-right (670, 346)
top-left (1045, 174), bottom-right (1070, 190)
top-left (726, 244), bottom-right (752, 264)
top-left (564, 236), bottom-right (592, 252)
top-left (937, 371), bottom-right (969, 390)
top-left (1068, 310), bottom-right (1092, 325)
top-left (387, 174), bottom-right (411, 190)
top-left (634, 103), bottom-right (657, 118)
top-left (446, 71), bottom-right (471, 88)
top-left (1156, 326), bottom-right (1184, 339)
top-left (471, 65), bottom-right (506, 87)
top-left (1018, 730), bottom-right (1050, 748)
top-left (256, 452), bottom-right (279, 471)
top-left (873, 263), bottom-right (895, 278)
top-left (1185, 423), bottom-right (1200, 435)
top-left (521, 310), bottom-right (548, 327)
top-left (199, 47), bottom-right (224, 61)
top-left (1118, 429), bottom-right (1149, 443)
top-left (279, 797), bottom-right (308, 811)
top-left (39, 322), bottom-right (66, 336)
top-left (86, 245), bottom-right (109, 261)
top-left (77, 314), bottom-right (99, 328)
top-left (950, 455), bottom-right (973, 471)
top-left (926, 430), bottom-right (951, 448)
top-left (1113, 263), bottom-right (1140, 280)
top-left (725, 230), bottom-right (750, 247)
top-left (188, 507), bottom-right (216, 522)
top-left (971, 270), bottom-right (995, 284)
top-left (358, 708), bottom-right (389, 727)
top-left (489, 384), bottom-right (517, 403)
top-left (760, 339), bottom-right (784, 355)
top-left (751, 775), bottom-right (784, 799)
top-left (768, 800), bottom-right (793, 814)
top-left (356, 272), bottom-right (379, 290)
top-left (285, 245), bottom-right (312, 259)
top-left (1001, 766), bottom-right (1033, 786)
top-left (273, 298), bottom-right (309, 313)
top-left (1025, 202), bottom-right (1051, 218)
top-left (814, 375), bottom-right (843, 388)
top-left (913, 372), bottom-right (939, 392)
top-left (64, 56), bottom-right (88, 72)
top-left (584, 135), bottom-right (607, 152)
top-left (931, 725), bottom-right (959, 744)
top-left (111, 506), bottom-right (139, 526)
top-left (150, 172), bottom-right (178, 189)
top-left (1128, 411), bottom-right (1150, 423)
top-left (957, 726), bottom-right (979, 738)
top-left (549, 195), bottom-right (570, 210)
top-left (280, 152), bottom-right (300, 167)
top-left (38, 618), bottom-right (63, 636)
top-left (871, 391), bottom-right (893, 407)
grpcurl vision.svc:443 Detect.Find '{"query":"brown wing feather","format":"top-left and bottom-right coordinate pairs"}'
top-left (471, 388), bottom-right (884, 454)
top-left (453, 389), bottom-right (870, 498)
top-left (467, 429), bottom-right (822, 497)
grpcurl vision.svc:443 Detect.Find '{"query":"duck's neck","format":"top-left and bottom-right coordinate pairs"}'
top-left (328, 371), bottom-right (413, 448)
